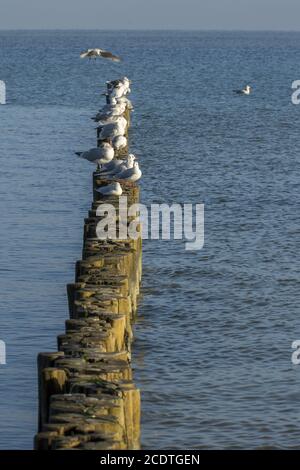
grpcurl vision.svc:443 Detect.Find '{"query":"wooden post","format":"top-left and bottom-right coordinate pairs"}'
top-left (37, 352), bottom-right (66, 431)
top-left (35, 81), bottom-right (141, 449)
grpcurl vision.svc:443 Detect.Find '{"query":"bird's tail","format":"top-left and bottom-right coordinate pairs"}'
top-left (75, 152), bottom-right (82, 157)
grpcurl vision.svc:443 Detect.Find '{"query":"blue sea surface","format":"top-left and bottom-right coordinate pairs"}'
top-left (1, 30), bottom-right (300, 449)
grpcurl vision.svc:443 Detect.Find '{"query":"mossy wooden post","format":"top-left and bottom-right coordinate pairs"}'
top-left (37, 352), bottom-right (66, 431)
top-left (35, 81), bottom-right (141, 450)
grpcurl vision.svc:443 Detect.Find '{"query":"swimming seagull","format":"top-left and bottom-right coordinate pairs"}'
top-left (114, 161), bottom-right (142, 183)
top-left (75, 142), bottom-right (114, 164)
top-left (234, 85), bottom-right (252, 95)
top-left (80, 48), bottom-right (121, 62)
top-left (96, 182), bottom-right (123, 196)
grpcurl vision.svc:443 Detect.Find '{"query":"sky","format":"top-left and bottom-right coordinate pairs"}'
top-left (0, 0), bottom-right (300, 30)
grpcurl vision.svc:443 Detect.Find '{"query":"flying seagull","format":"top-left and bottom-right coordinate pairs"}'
top-left (80, 48), bottom-right (121, 62)
top-left (234, 85), bottom-right (252, 95)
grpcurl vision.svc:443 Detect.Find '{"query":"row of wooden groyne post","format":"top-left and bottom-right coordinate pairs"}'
top-left (34, 81), bottom-right (141, 450)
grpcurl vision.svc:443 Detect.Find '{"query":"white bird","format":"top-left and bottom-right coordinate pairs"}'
top-left (114, 161), bottom-right (142, 183)
top-left (235, 85), bottom-right (251, 95)
top-left (94, 102), bottom-right (127, 122)
top-left (98, 96), bottom-right (118, 110)
top-left (98, 154), bottom-right (136, 177)
top-left (98, 120), bottom-right (127, 140)
top-left (97, 154), bottom-right (135, 174)
top-left (112, 115), bottom-right (127, 129)
top-left (107, 77), bottom-right (131, 92)
top-left (112, 135), bottom-right (127, 150)
top-left (76, 142), bottom-right (114, 164)
top-left (104, 159), bottom-right (134, 177)
top-left (109, 83), bottom-right (127, 99)
top-left (96, 114), bottom-right (123, 125)
top-left (96, 182), bottom-right (123, 196)
top-left (117, 96), bottom-right (134, 110)
top-left (80, 48), bottom-right (121, 62)
top-left (96, 114), bottom-right (127, 127)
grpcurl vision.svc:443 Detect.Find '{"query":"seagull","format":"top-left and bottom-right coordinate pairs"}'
top-left (96, 182), bottom-right (123, 196)
top-left (92, 100), bottom-right (117, 120)
top-left (108, 83), bottom-right (127, 99)
top-left (107, 77), bottom-right (131, 89)
top-left (93, 102), bottom-right (127, 122)
top-left (110, 115), bottom-right (127, 129)
top-left (114, 161), bottom-right (142, 183)
top-left (112, 135), bottom-right (127, 150)
top-left (106, 77), bottom-right (131, 99)
top-left (103, 158), bottom-right (135, 177)
top-left (98, 120), bottom-right (127, 140)
top-left (107, 77), bottom-right (131, 96)
top-left (95, 114), bottom-right (124, 125)
top-left (80, 48), bottom-right (121, 62)
top-left (99, 96), bottom-right (119, 109)
top-left (75, 142), bottom-right (114, 164)
top-left (97, 154), bottom-right (135, 174)
top-left (95, 113), bottom-right (128, 127)
top-left (234, 85), bottom-right (252, 95)
top-left (97, 116), bottom-right (127, 133)
top-left (107, 79), bottom-right (123, 89)
top-left (117, 96), bottom-right (134, 110)
top-left (97, 154), bottom-right (136, 177)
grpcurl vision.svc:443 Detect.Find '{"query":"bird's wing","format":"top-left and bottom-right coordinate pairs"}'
top-left (87, 50), bottom-right (97, 57)
top-left (96, 187), bottom-right (106, 194)
top-left (80, 50), bottom-right (95, 58)
top-left (100, 50), bottom-right (122, 62)
top-left (80, 51), bottom-right (89, 58)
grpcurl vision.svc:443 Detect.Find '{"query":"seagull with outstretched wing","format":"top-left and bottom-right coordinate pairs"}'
top-left (80, 48), bottom-right (121, 62)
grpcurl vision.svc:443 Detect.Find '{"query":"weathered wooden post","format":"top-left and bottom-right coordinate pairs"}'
top-left (35, 78), bottom-right (141, 450)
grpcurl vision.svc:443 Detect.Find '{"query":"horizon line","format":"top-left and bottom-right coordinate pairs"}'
top-left (0, 27), bottom-right (300, 32)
